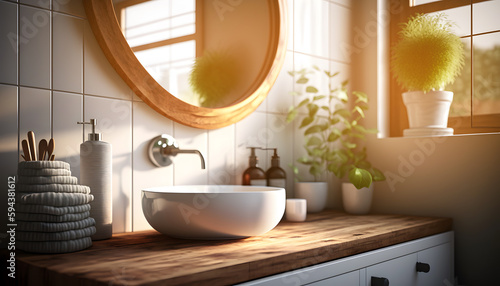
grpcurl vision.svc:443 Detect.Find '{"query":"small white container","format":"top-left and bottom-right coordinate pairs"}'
top-left (286, 199), bottom-right (307, 222)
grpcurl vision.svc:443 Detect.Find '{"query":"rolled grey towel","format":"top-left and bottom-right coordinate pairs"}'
top-left (17, 226), bottom-right (96, 242)
top-left (17, 184), bottom-right (91, 194)
top-left (18, 168), bottom-right (71, 176)
top-left (17, 192), bottom-right (94, 206)
top-left (18, 161), bottom-right (70, 170)
top-left (17, 237), bottom-right (93, 253)
top-left (17, 217), bottom-right (96, 232)
top-left (18, 175), bottom-right (78, 185)
top-left (17, 211), bottom-right (90, 223)
top-left (16, 204), bottom-right (91, 215)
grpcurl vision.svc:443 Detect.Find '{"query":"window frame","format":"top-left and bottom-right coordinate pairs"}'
top-left (114, 0), bottom-right (203, 57)
top-left (389, 0), bottom-right (500, 137)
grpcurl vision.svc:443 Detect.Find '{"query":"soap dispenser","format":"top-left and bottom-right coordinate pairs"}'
top-left (78, 119), bottom-right (112, 240)
top-left (242, 147), bottom-right (266, 186)
top-left (265, 148), bottom-right (286, 188)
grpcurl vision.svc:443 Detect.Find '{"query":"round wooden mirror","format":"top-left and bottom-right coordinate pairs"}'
top-left (83, 0), bottom-right (287, 129)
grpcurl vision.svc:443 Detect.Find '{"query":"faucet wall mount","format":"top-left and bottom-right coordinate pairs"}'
top-left (148, 134), bottom-right (206, 169)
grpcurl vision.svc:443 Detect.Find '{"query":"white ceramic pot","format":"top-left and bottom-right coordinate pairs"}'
top-left (342, 182), bottom-right (373, 215)
top-left (295, 182), bottom-right (328, 213)
top-left (403, 90), bottom-right (453, 128)
top-left (402, 91), bottom-right (454, 137)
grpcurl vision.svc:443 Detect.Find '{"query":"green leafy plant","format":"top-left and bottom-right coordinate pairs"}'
top-left (391, 13), bottom-right (465, 92)
top-left (287, 67), bottom-right (385, 189)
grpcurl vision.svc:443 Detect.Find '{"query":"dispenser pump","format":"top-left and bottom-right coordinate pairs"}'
top-left (77, 119), bottom-right (102, 141)
top-left (270, 148), bottom-right (280, 167)
top-left (248, 147), bottom-right (259, 167)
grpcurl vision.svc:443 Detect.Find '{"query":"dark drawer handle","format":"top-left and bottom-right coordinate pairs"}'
top-left (416, 262), bottom-right (431, 273)
top-left (371, 276), bottom-right (389, 286)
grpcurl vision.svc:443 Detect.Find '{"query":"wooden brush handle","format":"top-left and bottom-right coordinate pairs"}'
top-left (39, 139), bottom-right (47, 161)
top-left (22, 140), bottom-right (31, 161)
top-left (27, 131), bottom-right (37, 161)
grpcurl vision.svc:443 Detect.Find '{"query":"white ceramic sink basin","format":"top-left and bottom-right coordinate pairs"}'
top-left (142, 185), bottom-right (285, 239)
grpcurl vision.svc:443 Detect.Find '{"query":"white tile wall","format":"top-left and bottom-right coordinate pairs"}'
top-left (267, 49), bottom-right (294, 114)
top-left (294, 0), bottom-right (330, 58)
top-left (19, 0), bottom-right (49, 9)
top-left (208, 126), bottom-right (236, 185)
top-left (53, 12), bottom-right (83, 93)
top-left (53, 91), bottom-right (82, 178)
top-left (0, 84), bottom-right (18, 177)
top-left (0, 0), bottom-right (353, 234)
top-left (83, 21), bottom-right (133, 100)
top-left (19, 87), bottom-right (51, 151)
top-left (330, 3), bottom-right (352, 63)
top-left (132, 102), bottom-right (174, 231)
top-left (20, 0), bottom-right (49, 9)
top-left (53, 0), bottom-right (86, 18)
top-left (19, 5), bottom-right (51, 89)
top-left (0, 1), bottom-right (18, 85)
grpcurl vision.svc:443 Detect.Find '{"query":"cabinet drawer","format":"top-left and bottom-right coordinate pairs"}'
top-left (416, 243), bottom-right (453, 286)
top-left (366, 253), bottom-right (418, 286)
top-left (366, 243), bottom-right (453, 286)
top-left (307, 270), bottom-right (360, 286)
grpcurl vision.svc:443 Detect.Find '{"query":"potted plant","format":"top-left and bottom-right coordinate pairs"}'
top-left (287, 67), bottom-right (385, 214)
top-left (189, 50), bottom-right (240, 108)
top-left (391, 13), bottom-right (465, 137)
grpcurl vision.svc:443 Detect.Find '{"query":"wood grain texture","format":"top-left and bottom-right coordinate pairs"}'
top-left (16, 211), bottom-right (452, 286)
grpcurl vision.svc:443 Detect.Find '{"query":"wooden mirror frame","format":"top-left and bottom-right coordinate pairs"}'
top-left (83, 0), bottom-right (287, 129)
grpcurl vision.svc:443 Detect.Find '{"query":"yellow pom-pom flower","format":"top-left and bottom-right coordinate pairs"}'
top-left (189, 50), bottom-right (240, 108)
top-left (391, 13), bottom-right (465, 92)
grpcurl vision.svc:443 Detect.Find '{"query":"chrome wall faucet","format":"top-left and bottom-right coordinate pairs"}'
top-left (148, 134), bottom-right (206, 169)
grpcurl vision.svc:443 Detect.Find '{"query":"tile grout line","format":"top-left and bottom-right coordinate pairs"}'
top-left (17, 1), bottom-right (20, 163)
top-left (50, 6), bottom-right (53, 139)
top-left (82, 16), bottom-right (86, 143)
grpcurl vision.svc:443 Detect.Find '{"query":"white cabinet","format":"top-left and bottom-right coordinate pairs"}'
top-left (238, 231), bottom-right (453, 286)
top-left (366, 253), bottom-right (418, 286)
top-left (416, 243), bottom-right (453, 286)
top-left (367, 242), bottom-right (453, 286)
top-left (308, 270), bottom-right (360, 286)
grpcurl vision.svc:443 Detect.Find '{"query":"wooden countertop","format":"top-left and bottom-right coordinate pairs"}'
top-left (15, 211), bottom-right (452, 286)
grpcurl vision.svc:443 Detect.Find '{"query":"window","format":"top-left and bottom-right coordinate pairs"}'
top-left (114, 0), bottom-right (202, 105)
top-left (390, 0), bottom-right (500, 136)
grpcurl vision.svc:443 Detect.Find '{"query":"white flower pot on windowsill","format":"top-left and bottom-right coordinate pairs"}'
top-left (402, 90), bottom-right (454, 137)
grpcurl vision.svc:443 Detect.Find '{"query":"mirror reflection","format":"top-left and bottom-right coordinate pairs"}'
top-left (113, 0), bottom-right (271, 108)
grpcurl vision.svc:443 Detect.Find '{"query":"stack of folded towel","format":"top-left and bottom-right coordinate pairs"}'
top-left (16, 161), bottom-right (96, 253)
